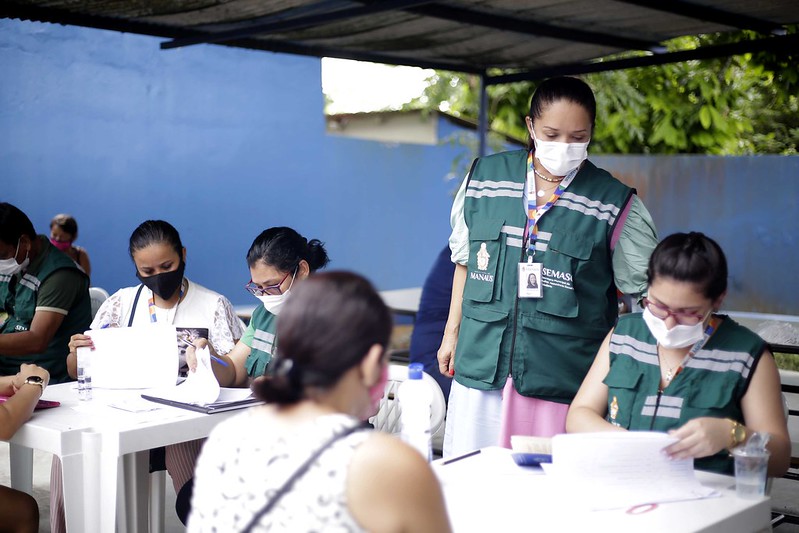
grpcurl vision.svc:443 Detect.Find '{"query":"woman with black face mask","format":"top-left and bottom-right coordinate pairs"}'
top-left (51, 220), bottom-right (246, 532)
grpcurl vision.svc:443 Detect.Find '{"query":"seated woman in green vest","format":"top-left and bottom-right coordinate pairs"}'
top-left (566, 232), bottom-right (790, 476)
top-left (188, 226), bottom-right (329, 385)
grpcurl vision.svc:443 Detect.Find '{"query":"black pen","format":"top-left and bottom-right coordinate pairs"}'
top-left (441, 449), bottom-right (481, 465)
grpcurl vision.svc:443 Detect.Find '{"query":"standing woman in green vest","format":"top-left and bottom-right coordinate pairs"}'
top-left (567, 232), bottom-right (790, 476)
top-left (189, 226), bottom-right (329, 385)
top-left (437, 77), bottom-right (659, 457)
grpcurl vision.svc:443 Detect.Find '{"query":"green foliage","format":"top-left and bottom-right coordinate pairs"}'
top-left (404, 29), bottom-right (798, 155)
top-left (775, 352), bottom-right (799, 372)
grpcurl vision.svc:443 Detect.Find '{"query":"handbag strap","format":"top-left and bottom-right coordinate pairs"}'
top-left (241, 422), bottom-right (369, 533)
top-left (127, 284), bottom-right (145, 327)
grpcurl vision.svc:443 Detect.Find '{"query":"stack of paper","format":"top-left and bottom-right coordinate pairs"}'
top-left (545, 432), bottom-right (718, 510)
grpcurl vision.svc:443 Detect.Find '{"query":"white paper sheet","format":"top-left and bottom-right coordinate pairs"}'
top-left (149, 346), bottom-right (220, 405)
top-left (548, 432), bottom-right (718, 510)
top-left (81, 325), bottom-right (179, 389)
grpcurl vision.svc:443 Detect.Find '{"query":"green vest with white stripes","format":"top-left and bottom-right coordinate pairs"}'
top-left (244, 305), bottom-right (278, 378)
top-left (457, 149), bottom-right (634, 403)
top-left (605, 313), bottom-right (765, 474)
top-left (0, 239), bottom-right (91, 383)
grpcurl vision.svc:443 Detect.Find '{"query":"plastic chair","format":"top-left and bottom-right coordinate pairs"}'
top-left (370, 363), bottom-right (447, 455)
top-left (88, 286), bottom-right (110, 319)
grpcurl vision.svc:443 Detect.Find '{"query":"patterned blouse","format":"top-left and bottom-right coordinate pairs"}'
top-left (188, 410), bottom-right (371, 532)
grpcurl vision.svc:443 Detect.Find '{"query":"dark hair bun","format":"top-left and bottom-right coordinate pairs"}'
top-left (253, 359), bottom-right (304, 405)
top-left (306, 239), bottom-right (330, 272)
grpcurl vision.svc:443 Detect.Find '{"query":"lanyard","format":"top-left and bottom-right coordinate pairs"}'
top-left (663, 316), bottom-right (720, 385)
top-left (525, 151), bottom-right (578, 260)
top-left (650, 316), bottom-right (720, 429)
top-left (146, 281), bottom-right (185, 324)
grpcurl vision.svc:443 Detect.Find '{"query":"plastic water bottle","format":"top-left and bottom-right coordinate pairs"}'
top-left (398, 363), bottom-right (433, 462)
top-left (77, 348), bottom-right (92, 401)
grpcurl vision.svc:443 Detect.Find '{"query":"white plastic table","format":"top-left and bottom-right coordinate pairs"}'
top-left (9, 383), bottom-right (246, 533)
top-left (434, 447), bottom-right (771, 533)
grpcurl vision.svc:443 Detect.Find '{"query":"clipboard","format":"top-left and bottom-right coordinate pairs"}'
top-left (140, 394), bottom-right (263, 414)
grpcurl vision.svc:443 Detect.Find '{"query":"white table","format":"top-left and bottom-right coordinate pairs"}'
top-left (234, 287), bottom-right (423, 322)
top-left (9, 383), bottom-right (245, 533)
top-left (434, 447), bottom-right (771, 533)
top-left (379, 287), bottom-right (422, 317)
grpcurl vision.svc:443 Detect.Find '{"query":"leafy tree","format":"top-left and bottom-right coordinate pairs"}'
top-left (403, 29), bottom-right (797, 155)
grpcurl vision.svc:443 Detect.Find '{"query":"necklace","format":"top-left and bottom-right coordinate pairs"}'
top-left (536, 183), bottom-right (558, 198)
top-left (533, 166), bottom-right (564, 183)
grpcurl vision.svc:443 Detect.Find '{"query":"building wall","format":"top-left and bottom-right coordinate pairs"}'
top-left (594, 155), bottom-right (799, 315)
top-left (2, 20), bottom-right (797, 314)
top-left (0, 19), bottom-right (471, 305)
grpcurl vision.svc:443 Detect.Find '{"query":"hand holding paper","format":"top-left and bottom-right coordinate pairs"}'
top-left (156, 346), bottom-right (220, 405)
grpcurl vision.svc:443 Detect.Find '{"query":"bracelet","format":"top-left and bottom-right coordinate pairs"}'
top-left (729, 419), bottom-right (746, 449)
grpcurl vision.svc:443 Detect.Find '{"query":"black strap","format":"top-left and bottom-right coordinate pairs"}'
top-left (241, 423), bottom-right (368, 533)
top-left (127, 284), bottom-right (145, 327)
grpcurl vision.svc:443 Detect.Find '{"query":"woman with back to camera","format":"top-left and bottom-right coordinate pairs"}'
top-left (188, 271), bottom-right (452, 532)
top-left (438, 76), bottom-right (658, 456)
top-left (567, 232), bottom-right (790, 476)
top-left (188, 226), bottom-right (329, 386)
top-left (49, 213), bottom-right (92, 277)
top-left (52, 220), bottom-right (246, 530)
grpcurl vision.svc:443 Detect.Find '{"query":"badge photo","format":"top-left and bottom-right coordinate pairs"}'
top-left (518, 262), bottom-right (543, 298)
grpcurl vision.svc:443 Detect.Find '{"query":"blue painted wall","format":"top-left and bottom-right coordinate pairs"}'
top-left (1, 19), bottom-right (475, 305)
top-left (593, 155), bottom-right (799, 314)
top-left (2, 20), bottom-right (797, 314)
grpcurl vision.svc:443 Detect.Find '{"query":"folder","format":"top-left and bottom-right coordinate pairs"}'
top-left (140, 393), bottom-right (263, 414)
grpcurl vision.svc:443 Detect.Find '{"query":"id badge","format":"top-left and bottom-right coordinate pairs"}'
top-left (518, 262), bottom-right (543, 298)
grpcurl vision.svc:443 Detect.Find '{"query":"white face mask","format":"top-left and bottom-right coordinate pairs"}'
top-left (254, 269), bottom-right (297, 315)
top-left (642, 307), bottom-right (707, 349)
top-left (532, 129), bottom-right (589, 177)
top-left (0, 239), bottom-right (30, 276)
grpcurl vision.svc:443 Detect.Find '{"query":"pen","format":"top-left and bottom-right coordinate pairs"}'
top-left (441, 449), bottom-right (481, 465)
top-left (178, 338), bottom-right (230, 367)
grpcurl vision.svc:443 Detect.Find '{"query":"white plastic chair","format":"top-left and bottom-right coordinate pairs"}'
top-left (370, 363), bottom-right (447, 454)
top-left (88, 286), bottom-right (110, 319)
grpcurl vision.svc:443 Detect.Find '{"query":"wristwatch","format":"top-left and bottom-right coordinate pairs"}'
top-left (730, 420), bottom-right (747, 449)
top-left (24, 375), bottom-right (45, 393)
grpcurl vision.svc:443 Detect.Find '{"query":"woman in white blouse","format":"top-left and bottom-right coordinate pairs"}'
top-left (52, 220), bottom-right (245, 531)
top-left (188, 272), bottom-right (451, 533)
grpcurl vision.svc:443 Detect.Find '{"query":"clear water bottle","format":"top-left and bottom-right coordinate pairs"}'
top-left (77, 347), bottom-right (92, 401)
top-left (398, 363), bottom-right (433, 462)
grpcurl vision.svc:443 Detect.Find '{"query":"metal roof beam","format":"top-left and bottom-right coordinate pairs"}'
top-left (487, 33), bottom-right (798, 84)
top-left (396, 2), bottom-right (661, 51)
top-left (613, 0), bottom-right (785, 35)
top-left (161, 0), bottom-right (434, 49)
top-left (0, 2), bottom-right (479, 72)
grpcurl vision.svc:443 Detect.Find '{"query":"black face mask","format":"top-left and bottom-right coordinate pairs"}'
top-left (136, 260), bottom-right (186, 300)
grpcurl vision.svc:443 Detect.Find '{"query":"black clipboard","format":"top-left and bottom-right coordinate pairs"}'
top-left (141, 394), bottom-right (263, 414)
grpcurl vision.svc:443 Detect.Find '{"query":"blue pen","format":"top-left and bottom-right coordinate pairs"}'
top-left (178, 338), bottom-right (229, 367)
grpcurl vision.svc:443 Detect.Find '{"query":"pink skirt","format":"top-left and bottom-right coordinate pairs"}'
top-left (498, 376), bottom-right (569, 448)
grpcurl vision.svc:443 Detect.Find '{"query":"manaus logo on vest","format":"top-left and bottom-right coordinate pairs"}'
top-left (477, 243), bottom-right (490, 271)
top-left (471, 242), bottom-right (495, 283)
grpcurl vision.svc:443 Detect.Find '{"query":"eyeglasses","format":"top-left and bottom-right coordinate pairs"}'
top-left (245, 268), bottom-right (294, 297)
top-left (643, 297), bottom-right (707, 326)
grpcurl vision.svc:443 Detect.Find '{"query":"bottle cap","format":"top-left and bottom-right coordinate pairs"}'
top-left (408, 362), bottom-right (424, 380)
